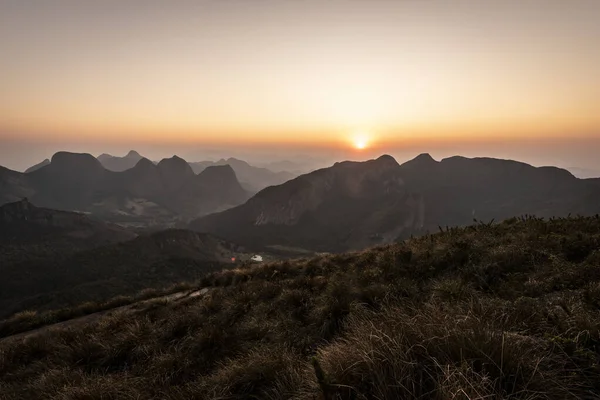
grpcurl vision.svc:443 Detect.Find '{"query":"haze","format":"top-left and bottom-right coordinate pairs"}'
top-left (1, 0), bottom-right (599, 172)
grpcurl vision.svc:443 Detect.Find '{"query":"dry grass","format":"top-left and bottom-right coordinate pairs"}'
top-left (1, 215), bottom-right (599, 399)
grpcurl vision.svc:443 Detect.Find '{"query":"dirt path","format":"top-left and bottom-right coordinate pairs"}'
top-left (0, 288), bottom-right (210, 344)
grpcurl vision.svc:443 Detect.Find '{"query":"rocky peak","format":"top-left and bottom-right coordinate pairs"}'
top-left (198, 164), bottom-right (238, 184)
top-left (414, 153), bottom-right (436, 163)
top-left (374, 154), bottom-right (400, 166)
top-left (400, 153), bottom-right (438, 168)
top-left (51, 152), bottom-right (103, 169)
top-left (126, 150), bottom-right (142, 159)
top-left (157, 156), bottom-right (195, 190)
top-left (133, 157), bottom-right (156, 171)
top-left (46, 152), bottom-right (105, 179)
top-left (157, 156), bottom-right (193, 174)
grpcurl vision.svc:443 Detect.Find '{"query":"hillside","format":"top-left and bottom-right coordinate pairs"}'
top-left (0, 198), bottom-right (136, 266)
top-left (192, 155), bottom-right (424, 252)
top-left (191, 154), bottom-right (600, 252)
top-left (0, 229), bottom-right (241, 319)
top-left (0, 166), bottom-right (34, 205)
top-left (0, 152), bottom-right (251, 226)
top-left (1, 216), bottom-right (599, 399)
top-left (24, 159), bottom-right (50, 173)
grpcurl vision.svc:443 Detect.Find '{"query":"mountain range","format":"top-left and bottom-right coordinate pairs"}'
top-left (5, 151), bottom-right (600, 254)
top-left (93, 150), bottom-right (299, 192)
top-left (1, 152), bottom-right (249, 226)
top-left (191, 154), bottom-right (600, 252)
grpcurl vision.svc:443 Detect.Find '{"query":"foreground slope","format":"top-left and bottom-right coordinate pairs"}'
top-left (2, 216), bottom-right (599, 399)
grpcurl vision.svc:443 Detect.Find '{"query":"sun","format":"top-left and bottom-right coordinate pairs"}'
top-left (352, 132), bottom-right (370, 150)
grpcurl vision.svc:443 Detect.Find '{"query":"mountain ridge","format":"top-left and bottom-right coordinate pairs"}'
top-left (0, 152), bottom-right (250, 226)
top-left (97, 150), bottom-right (144, 172)
top-left (191, 154), bottom-right (600, 252)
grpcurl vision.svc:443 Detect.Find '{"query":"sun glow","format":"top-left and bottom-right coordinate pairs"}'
top-left (352, 132), bottom-right (371, 150)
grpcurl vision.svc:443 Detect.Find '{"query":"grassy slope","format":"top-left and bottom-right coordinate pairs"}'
top-left (1, 216), bottom-right (600, 399)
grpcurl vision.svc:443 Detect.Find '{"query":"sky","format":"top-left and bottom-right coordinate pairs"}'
top-left (0, 0), bottom-right (599, 172)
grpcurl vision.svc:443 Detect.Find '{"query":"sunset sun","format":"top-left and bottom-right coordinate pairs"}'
top-left (352, 133), bottom-right (371, 150)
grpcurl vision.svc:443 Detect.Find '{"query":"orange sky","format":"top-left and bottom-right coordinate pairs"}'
top-left (0, 0), bottom-right (599, 170)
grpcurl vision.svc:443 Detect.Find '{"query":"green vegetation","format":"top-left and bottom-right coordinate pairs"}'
top-left (1, 216), bottom-right (600, 399)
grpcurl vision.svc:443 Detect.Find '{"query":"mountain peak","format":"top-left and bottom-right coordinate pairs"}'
top-left (157, 155), bottom-right (192, 171)
top-left (399, 153), bottom-right (439, 172)
top-left (157, 156), bottom-right (195, 189)
top-left (376, 154), bottom-right (396, 162)
top-left (133, 157), bottom-right (156, 170)
top-left (126, 150), bottom-right (142, 158)
top-left (158, 155), bottom-right (186, 164)
top-left (414, 153), bottom-right (436, 162)
top-left (197, 165), bottom-right (240, 187)
top-left (373, 154), bottom-right (399, 167)
top-left (50, 152), bottom-right (104, 172)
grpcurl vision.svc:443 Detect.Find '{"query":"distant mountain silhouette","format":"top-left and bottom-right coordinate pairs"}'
top-left (191, 154), bottom-right (600, 252)
top-left (97, 152), bottom-right (294, 191)
top-left (189, 158), bottom-right (297, 192)
top-left (256, 159), bottom-right (316, 174)
top-left (24, 159), bottom-right (50, 173)
top-left (0, 152), bottom-right (251, 226)
top-left (97, 150), bottom-right (144, 172)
